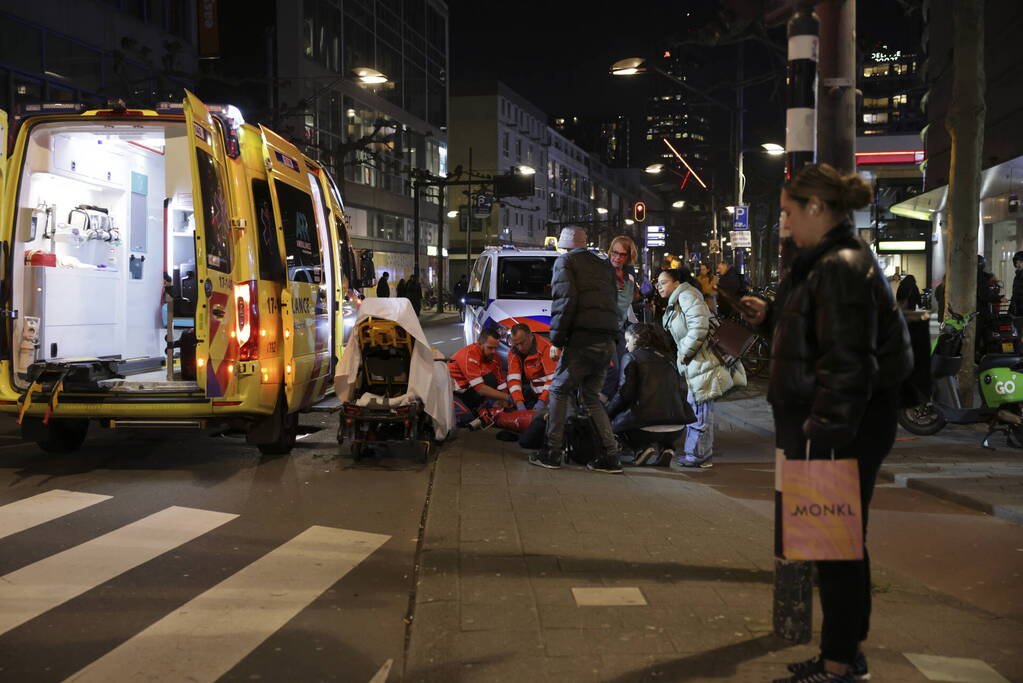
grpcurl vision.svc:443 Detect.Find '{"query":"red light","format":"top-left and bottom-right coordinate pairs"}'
top-left (235, 281), bottom-right (260, 360)
top-left (633, 202), bottom-right (647, 222)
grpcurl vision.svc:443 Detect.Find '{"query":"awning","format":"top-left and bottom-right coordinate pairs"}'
top-left (890, 154), bottom-right (1023, 221)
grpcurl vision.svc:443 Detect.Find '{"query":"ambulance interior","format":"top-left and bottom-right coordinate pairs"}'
top-left (11, 120), bottom-right (202, 391)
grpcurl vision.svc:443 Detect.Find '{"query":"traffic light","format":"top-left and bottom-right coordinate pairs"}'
top-left (493, 170), bottom-right (535, 199)
top-left (633, 201), bottom-right (646, 222)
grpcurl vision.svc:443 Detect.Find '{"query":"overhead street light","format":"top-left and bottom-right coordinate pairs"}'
top-left (515, 165), bottom-right (536, 175)
top-left (644, 163), bottom-right (665, 174)
top-left (610, 57), bottom-right (646, 76)
top-left (625, 218), bottom-right (635, 226)
top-left (672, 200), bottom-right (686, 209)
top-left (596, 207), bottom-right (609, 215)
top-left (761, 142), bottom-right (785, 156)
top-left (446, 210), bottom-right (459, 218)
top-left (353, 67), bottom-right (389, 84)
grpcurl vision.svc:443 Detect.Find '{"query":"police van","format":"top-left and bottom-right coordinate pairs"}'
top-left (462, 245), bottom-right (559, 354)
top-left (0, 92), bottom-right (371, 454)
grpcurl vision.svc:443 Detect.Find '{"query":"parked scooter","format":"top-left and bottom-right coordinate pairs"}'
top-left (899, 307), bottom-right (1023, 448)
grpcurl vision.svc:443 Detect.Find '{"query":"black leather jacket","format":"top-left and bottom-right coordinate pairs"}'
top-left (549, 248), bottom-right (620, 348)
top-left (606, 348), bottom-right (696, 432)
top-left (766, 222), bottom-right (912, 447)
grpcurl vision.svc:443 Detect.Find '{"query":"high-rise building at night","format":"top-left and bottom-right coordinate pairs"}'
top-left (599, 116), bottom-right (631, 168)
top-left (641, 50), bottom-right (711, 168)
top-left (858, 43), bottom-right (925, 136)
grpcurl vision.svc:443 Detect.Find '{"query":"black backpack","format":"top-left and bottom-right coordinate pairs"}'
top-left (564, 414), bottom-right (601, 465)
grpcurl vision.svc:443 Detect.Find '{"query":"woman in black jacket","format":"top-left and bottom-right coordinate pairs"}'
top-left (605, 323), bottom-right (695, 466)
top-left (741, 164), bottom-right (912, 683)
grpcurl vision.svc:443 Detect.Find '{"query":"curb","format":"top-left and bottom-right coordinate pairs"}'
top-left (877, 468), bottom-right (1023, 526)
top-left (715, 402), bottom-right (1023, 527)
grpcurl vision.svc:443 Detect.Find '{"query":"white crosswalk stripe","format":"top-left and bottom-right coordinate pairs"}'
top-left (0, 490), bottom-right (112, 540)
top-left (0, 505), bottom-right (237, 636)
top-left (65, 525), bottom-right (390, 683)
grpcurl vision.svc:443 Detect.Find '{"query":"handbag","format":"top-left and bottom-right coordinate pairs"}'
top-left (707, 317), bottom-right (758, 367)
top-left (780, 443), bottom-right (864, 561)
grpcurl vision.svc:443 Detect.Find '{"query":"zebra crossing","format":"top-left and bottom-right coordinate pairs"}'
top-left (0, 489), bottom-right (392, 682)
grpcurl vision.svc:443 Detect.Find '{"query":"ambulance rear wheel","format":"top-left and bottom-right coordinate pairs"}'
top-left (257, 402), bottom-right (299, 455)
top-left (31, 418), bottom-right (90, 454)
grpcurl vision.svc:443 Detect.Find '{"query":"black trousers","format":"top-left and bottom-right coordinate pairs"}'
top-left (773, 390), bottom-right (898, 665)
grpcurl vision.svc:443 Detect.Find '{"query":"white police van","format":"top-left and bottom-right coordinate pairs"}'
top-left (461, 246), bottom-right (559, 353)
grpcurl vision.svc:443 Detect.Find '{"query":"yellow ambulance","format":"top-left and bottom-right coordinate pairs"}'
top-left (0, 91), bottom-right (369, 454)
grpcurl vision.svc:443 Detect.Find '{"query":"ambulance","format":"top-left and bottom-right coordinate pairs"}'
top-left (0, 92), bottom-right (371, 455)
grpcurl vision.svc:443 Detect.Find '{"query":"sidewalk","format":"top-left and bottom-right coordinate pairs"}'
top-left (404, 432), bottom-right (1023, 682)
top-left (716, 388), bottom-right (1023, 526)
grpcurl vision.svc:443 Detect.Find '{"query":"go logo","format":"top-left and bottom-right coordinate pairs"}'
top-left (995, 379), bottom-right (1017, 395)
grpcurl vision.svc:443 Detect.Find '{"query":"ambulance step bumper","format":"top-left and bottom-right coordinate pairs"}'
top-left (109, 419), bottom-right (207, 429)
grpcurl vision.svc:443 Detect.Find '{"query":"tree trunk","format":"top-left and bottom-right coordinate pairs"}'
top-left (944, 0), bottom-right (986, 407)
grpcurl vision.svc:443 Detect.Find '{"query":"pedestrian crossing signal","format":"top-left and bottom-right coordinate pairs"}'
top-left (633, 202), bottom-right (646, 222)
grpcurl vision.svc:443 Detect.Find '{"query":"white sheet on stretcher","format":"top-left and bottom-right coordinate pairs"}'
top-left (333, 298), bottom-right (455, 439)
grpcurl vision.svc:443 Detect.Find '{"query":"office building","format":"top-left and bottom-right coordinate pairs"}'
top-left (858, 43), bottom-right (925, 136)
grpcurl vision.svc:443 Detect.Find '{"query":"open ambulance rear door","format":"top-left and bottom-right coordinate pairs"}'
top-left (181, 91), bottom-right (236, 399)
top-left (259, 126), bottom-right (332, 411)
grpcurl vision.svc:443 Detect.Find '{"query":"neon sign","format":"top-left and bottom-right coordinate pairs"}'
top-left (871, 49), bottom-right (903, 63)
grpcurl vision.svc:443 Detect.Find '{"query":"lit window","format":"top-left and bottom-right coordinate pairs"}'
top-left (893, 93), bottom-right (907, 105)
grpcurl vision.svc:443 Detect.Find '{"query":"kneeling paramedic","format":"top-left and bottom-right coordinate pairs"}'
top-left (507, 324), bottom-right (557, 411)
top-left (448, 328), bottom-right (512, 426)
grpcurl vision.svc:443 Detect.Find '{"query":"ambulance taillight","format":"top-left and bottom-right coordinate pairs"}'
top-left (235, 281), bottom-right (260, 360)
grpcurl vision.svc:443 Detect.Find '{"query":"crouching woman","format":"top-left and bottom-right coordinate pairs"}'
top-left (606, 323), bottom-right (695, 466)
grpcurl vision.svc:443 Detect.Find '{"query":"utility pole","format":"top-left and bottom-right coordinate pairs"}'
top-left (413, 172), bottom-right (421, 277)
top-left (735, 40), bottom-right (746, 274)
top-left (774, 4), bottom-right (819, 647)
top-left (436, 184), bottom-right (446, 313)
top-left (816, 0), bottom-right (857, 172)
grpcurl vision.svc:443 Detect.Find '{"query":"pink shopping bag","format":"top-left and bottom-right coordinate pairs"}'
top-left (780, 444), bottom-right (864, 561)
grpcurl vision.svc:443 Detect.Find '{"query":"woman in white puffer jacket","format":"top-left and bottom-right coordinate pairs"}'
top-left (657, 267), bottom-right (747, 468)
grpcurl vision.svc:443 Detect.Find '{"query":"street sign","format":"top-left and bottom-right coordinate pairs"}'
top-left (730, 230), bottom-right (752, 248)
top-left (646, 225), bottom-right (665, 236)
top-left (647, 238), bottom-right (666, 248)
top-left (733, 205), bottom-right (749, 230)
top-left (473, 193), bottom-right (493, 219)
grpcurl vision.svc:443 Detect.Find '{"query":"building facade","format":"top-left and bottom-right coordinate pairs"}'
top-left (858, 43), bottom-right (925, 137)
top-left (208, 0), bottom-right (450, 290)
top-left (449, 82), bottom-right (658, 283)
top-left (0, 2), bottom-right (196, 113)
top-left (640, 50), bottom-right (712, 169)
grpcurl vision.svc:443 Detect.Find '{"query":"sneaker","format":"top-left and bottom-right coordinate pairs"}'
top-left (670, 455), bottom-right (713, 471)
top-left (788, 653), bottom-right (869, 681)
top-left (774, 657), bottom-right (857, 682)
top-left (586, 453), bottom-right (623, 474)
top-left (657, 448), bottom-right (674, 466)
top-left (528, 448), bottom-right (562, 470)
top-left (633, 446), bottom-right (658, 466)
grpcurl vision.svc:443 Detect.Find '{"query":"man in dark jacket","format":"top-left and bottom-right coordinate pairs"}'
top-left (407, 274), bottom-right (423, 315)
top-left (530, 227), bottom-right (623, 472)
top-left (376, 272), bottom-right (390, 298)
top-left (1011, 252), bottom-right (1023, 315)
top-left (716, 261), bottom-right (744, 318)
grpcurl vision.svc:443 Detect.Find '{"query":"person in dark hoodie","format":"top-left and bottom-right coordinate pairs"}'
top-left (741, 164), bottom-right (912, 683)
top-left (605, 323), bottom-right (695, 466)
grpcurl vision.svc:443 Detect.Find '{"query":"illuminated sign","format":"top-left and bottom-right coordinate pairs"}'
top-left (856, 150), bottom-right (925, 165)
top-left (878, 240), bottom-right (927, 252)
top-left (870, 49), bottom-right (903, 63)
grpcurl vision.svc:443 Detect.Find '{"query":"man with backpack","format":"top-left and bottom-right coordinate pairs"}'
top-left (529, 227), bottom-right (623, 473)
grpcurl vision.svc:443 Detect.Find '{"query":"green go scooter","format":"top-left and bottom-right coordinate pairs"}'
top-left (898, 307), bottom-right (1023, 448)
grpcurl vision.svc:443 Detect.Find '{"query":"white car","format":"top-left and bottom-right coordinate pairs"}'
top-left (462, 246), bottom-right (559, 354)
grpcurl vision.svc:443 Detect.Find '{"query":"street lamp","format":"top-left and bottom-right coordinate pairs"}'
top-left (762, 142), bottom-right (785, 156)
top-left (596, 207), bottom-right (609, 215)
top-left (672, 200), bottom-right (686, 209)
top-left (353, 67), bottom-right (389, 84)
top-left (645, 163), bottom-right (665, 174)
top-left (624, 218), bottom-right (635, 226)
top-left (515, 165), bottom-right (536, 175)
top-left (610, 57), bottom-right (646, 76)
top-left (446, 210), bottom-right (459, 218)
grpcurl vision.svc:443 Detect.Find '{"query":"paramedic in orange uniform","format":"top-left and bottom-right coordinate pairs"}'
top-left (508, 324), bottom-right (557, 411)
top-left (448, 328), bottom-right (512, 417)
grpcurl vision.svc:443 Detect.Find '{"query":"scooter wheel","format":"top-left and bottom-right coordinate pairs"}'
top-left (898, 403), bottom-right (946, 436)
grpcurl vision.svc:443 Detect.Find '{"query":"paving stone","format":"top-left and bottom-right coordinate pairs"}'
top-left (537, 604), bottom-right (620, 630)
top-left (451, 628), bottom-right (545, 661)
top-left (461, 601), bottom-right (540, 632)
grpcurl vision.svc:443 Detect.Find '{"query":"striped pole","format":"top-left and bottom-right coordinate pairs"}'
top-left (773, 5), bottom-right (819, 646)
